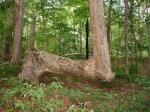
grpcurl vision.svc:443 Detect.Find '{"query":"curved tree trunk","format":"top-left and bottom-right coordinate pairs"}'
top-left (19, 0), bottom-right (114, 83)
top-left (19, 50), bottom-right (112, 83)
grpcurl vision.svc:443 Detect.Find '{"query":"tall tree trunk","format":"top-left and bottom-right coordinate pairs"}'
top-left (85, 19), bottom-right (89, 59)
top-left (88, 0), bottom-right (114, 80)
top-left (128, 0), bottom-right (138, 66)
top-left (29, 10), bottom-right (36, 49)
top-left (124, 0), bottom-right (129, 75)
top-left (19, 0), bottom-right (114, 83)
top-left (146, 0), bottom-right (150, 70)
top-left (11, 0), bottom-right (24, 64)
top-left (79, 23), bottom-right (83, 53)
top-left (107, 0), bottom-right (113, 52)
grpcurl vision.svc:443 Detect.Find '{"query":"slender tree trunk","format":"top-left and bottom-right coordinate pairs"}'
top-left (2, 34), bottom-right (10, 61)
top-left (11, 0), bottom-right (24, 64)
top-left (79, 24), bottom-right (83, 53)
top-left (1, 0), bottom-right (13, 62)
top-left (85, 19), bottom-right (89, 59)
top-left (40, 0), bottom-right (47, 51)
top-left (88, 0), bottom-right (114, 80)
top-left (146, 0), bottom-right (150, 70)
top-left (114, 32), bottom-right (124, 70)
top-left (124, 0), bottom-right (129, 75)
top-left (73, 17), bottom-right (77, 52)
top-left (128, 0), bottom-right (138, 66)
top-left (107, 0), bottom-right (113, 51)
top-left (137, 8), bottom-right (143, 61)
top-left (29, 10), bottom-right (36, 49)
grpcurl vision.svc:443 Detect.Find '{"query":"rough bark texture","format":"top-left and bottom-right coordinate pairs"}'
top-left (88, 0), bottom-right (114, 81)
top-left (11, 0), bottom-right (24, 64)
top-left (19, 50), bottom-right (113, 83)
top-left (19, 0), bottom-right (114, 83)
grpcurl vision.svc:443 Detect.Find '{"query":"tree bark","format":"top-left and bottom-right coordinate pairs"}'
top-left (124, 0), bottom-right (129, 75)
top-left (19, 0), bottom-right (114, 83)
top-left (11, 0), bottom-right (24, 64)
top-left (88, 0), bottom-right (114, 80)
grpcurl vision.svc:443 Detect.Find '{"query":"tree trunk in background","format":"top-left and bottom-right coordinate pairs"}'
top-left (128, 0), bottom-right (138, 66)
top-left (137, 8), bottom-right (143, 61)
top-left (124, 0), bottom-right (129, 75)
top-left (2, 34), bottom-right (10, 61)
top-left (2, 1), bottom-right (11, 61)
top-left (40, 0), bottom-right (48, 51)
top-left (88, 0), bottom-right (114, 80)
top-left (11, 0), bottom-right (24, 64)
top-left (146, 0), bottom-right (150, 70)
top-left (19, 0), bottom-right (114, 83)
top-left (79, 24), bottom-right (83, 53)
top-left (29, 10), bottom-right (36, 49)
top-left (107, 0), bottom-right (113, 52)
top-left (85, 19), bottom-right (89, 59)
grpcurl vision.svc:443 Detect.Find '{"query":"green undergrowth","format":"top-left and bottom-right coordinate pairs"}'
top-left (0, 65), bottom-right (149, 112)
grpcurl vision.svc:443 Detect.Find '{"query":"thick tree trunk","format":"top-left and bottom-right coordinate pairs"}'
top-left (19, 50), bottom-right (113, 83)
top-left (88, 0), bottom-right (114, 80)
top-left (19, 50), bottom-right (94, 83)
top-left (19, 0), bottom-right (114, 83)
top-left (11, 0), bottom-right (24, 64)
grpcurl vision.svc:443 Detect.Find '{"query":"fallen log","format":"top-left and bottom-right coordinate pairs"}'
top-left (19, 49), bottom-right (114, 84)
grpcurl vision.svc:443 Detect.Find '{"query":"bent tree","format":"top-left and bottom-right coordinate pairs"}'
top-left (19, 0), bottom-right (114, 83)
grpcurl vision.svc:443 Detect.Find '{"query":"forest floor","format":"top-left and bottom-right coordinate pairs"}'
top-left (0, 64), bottom-right (150, 112)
